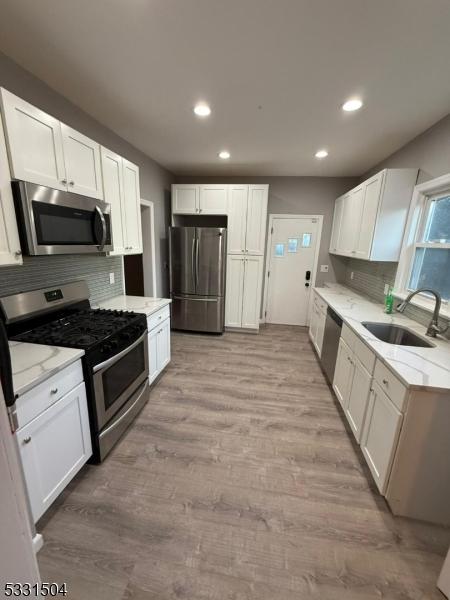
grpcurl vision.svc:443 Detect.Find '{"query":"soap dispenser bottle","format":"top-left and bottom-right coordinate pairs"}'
top-left (385, 287), bottom-right (394, 314)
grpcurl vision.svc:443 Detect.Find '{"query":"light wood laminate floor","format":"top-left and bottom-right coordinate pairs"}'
top-left (38, 326), bottom-right (450, 599)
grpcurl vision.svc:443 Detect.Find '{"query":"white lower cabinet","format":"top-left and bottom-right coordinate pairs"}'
top-left (17, 381), bottom-right (91, 523)
top-left (332, 338), bottom-right (354, 409)
top-left (308, 291), bottom-right (327, 356)
top-left (361, 381), bottom-right (402, 494)
top-left (148, 311), bottom-right (171, 384)
top-left (346, 356), bottom-right (372, 442)
top-left (225, 255), bottom-right (263, 330)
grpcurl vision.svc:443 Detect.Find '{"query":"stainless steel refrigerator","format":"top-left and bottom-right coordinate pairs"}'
top-left (169, 227), bottom-right (227, 333)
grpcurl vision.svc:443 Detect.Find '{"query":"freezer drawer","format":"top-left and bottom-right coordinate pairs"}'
top-left (171, 296), bottom-right (224, 333)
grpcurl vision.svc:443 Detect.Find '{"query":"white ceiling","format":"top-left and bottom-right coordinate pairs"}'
top-left (1, 0), bottom-right (450, 176)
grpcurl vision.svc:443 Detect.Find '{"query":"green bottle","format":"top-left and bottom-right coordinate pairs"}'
top-left (385, 287), bottom-right (394, 314)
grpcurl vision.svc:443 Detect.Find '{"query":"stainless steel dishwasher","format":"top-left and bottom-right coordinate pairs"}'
top-left (321, 306), bottom-right (343, 383)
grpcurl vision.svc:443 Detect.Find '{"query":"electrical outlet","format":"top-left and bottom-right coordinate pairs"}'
top-left (320, 264), bottom-right (329, 273)
top-left (109, 272), bottom-right (115, 285)
top-left (350, 271), bottom-right (354, 280)
top-left (384, 283), bottom-right (390, 295)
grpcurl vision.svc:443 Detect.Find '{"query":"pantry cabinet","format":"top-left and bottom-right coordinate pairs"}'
top-left (0, 111), bottom-right (22, 265)
top-left (1, 88), bottom-right (104, 199)
top-left (17, 380), bottom-right (91, 522)
top-left (329, 169), bottom-right (417, 261)
top-left (361, 381), bottom-right (402, 494)
top-left (227, 185), bottom-right (248, 254)
top-left (101, 148), bottom-right (142, 255)
top-left (225, 255), bottom-right (263, 330)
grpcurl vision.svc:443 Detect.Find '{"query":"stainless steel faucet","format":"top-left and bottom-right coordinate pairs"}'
top-left (396, 288), bottom-right (449, 338)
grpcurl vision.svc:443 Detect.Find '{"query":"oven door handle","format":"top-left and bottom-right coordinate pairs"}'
top-left (94, 205), bottom-right (107, 251)
top-left (93, 331), bottom-right (147, 373)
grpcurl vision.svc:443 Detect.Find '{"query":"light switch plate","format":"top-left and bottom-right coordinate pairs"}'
top-left (320, 265), bottom-right (329, 273)
top-left (109, 272), bottom-right (115, 285)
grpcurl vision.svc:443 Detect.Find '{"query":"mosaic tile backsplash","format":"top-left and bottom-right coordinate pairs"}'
top-left (0, 255), bottom-right (123, 304)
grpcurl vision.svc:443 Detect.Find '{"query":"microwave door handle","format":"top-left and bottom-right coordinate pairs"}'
top-left (94, 206), bottom-right (107, 251)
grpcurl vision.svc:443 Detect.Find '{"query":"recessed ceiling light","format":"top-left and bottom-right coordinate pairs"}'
top-left (315, 149), bottom-right (328, 159)
top-left (193, 103), bottom-right (211, 117)
top-left (218, 150), bottom-right (231, 160)
top-left (342, 98), bottom-right (363, 112)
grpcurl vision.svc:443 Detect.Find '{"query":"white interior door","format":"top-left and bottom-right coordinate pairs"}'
top-left (266, 216), bottom-right (320, 325)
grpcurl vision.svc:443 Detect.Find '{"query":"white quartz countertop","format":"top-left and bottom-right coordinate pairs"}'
top-left (315, 284), bottom-right (450, 393)
top-left (96, 295), bottom-right (171, 317)
top-left (10, 341), bottom-right (85, 398)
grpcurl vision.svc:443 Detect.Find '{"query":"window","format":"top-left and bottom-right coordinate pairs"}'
top-left (395, 175), bottom-right (450, 313)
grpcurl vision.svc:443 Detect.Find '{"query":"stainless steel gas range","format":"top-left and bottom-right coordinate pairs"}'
top-left (0, 281), bottom-right (149, 462)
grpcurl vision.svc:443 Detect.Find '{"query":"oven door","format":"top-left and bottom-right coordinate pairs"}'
top-left (92, 332), bottom-right (149, 431)
top-left (13, 180), bottom-right (113, 255)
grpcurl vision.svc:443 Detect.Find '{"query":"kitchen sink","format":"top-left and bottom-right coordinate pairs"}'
top-left (361, 322), bottom-right (435, 347)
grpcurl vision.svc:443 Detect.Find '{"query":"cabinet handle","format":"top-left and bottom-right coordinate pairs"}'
top-left (50, 388), bottom-right (58, 395)
top-left (199, 208), bottom-right (202, 213)
top-left (14, 250), bottom-right (22, 257)
top-left (23, 436), bottom-right (31, 445)
top-left (61, 179), bottom-right (67, 185)
top-left (382, 378), bottom-right (389, 386)
top-left (69, 180), bottom-right (75, 186)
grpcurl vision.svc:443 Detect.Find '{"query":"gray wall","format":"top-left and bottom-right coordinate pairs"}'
top-left (179, 176), bottom-right (358, 287)
top-left (0, 52), bottom-right (174, 297)
top-left (0, 256), bottom-right (123, 305)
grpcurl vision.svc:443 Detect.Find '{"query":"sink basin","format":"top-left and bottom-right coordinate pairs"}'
top-left (361, 322), bottom-right (435, 348)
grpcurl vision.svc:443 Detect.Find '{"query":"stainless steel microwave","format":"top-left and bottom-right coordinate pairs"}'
top-left (12, 180), bottom-right (113, 255)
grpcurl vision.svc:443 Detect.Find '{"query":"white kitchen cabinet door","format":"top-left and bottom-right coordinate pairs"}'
top-left (245, 185), bottom-right (268, 255)
top-left (315, 308), bottom-right (326, 357)
top-left (354, 172), bottom-right (384, 259)
top-left (329, 195), bottom-right (344, 254)
top-left (361, 382), bottom-right (402, 494)
top-left (172, 184), bottom-right (199, 214)
top-left (225, 255), bottom-right (245, 327)
top-left (338, 187), bottom-right (363, 256)
top-left (332, 338), bottom-right (354, 409)
top-left (156, 318), bottom-right (171, 372)
top-left (0, 88), bottom-right (67, 191)
top-left (148, 326), bottom-right (159, 384)
top-left (346, 356), bottom-right (372, 442)
top-left (199, 184), bottom-right (228, 215)
top-left (227, 185), bottom-right (248, 254)
top-left (308, 305), bottom-right (318, 346)
top-left (335, 194), bottom-right (351, 254)
top-left (17, 382), bottom-right (92, 523)
top-left (122, 159), bottom-right (142, 254)
top-left (101, 147), bottom-right (125, 255)
top-left (61, 123), bottom-right (103, 199)
top-left (242, 256), bottom-right (263, 329)
top-left (0, 113), bottom-right (22, 265)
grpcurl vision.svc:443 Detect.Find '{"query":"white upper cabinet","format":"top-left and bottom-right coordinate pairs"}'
top-left (0, 88), bottom-right (67, 191)
top-left (122, 159), bottom-right (142, 254)
top-left (0, 112), bottom-right (22, 265)
top-left (0, 88), bottom-right (105, 200)
top-left (227, 185), bottom-right (248, 254)
top-left (245, 185), bottom-right (268, 255)
top-left (60, 124), bottom-right (103, 199)
top-left (101, 147), bottom-right (125, 255)
top-left (329, 169), bottom-right (418, 261)
top-left (199, 184), bottom-right (228, 214)
top-left (172, 184), bottom-right (199, 214)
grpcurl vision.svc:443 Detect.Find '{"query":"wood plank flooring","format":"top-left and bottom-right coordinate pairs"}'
top-left (38, 325), bottom-right (450, 599)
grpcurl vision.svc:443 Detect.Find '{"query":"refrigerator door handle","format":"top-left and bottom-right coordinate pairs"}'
top-left (173, 296), bottom-right (218, 302)
top-left (191, 235), bottom-right (196, 292)
top-left (195, 237), bottom-right (200, 290)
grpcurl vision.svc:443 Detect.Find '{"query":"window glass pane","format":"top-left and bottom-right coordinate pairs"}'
top-left (275, 243), bottom-right (284, 257)
top-left (302, 233), bottom-right (312, 247)
top-left (423, 195), bottom-right (450, 242)
top-left (288, 238), bottom-right (298, 253)
top-left (409, 247), bottom-right (450, 300)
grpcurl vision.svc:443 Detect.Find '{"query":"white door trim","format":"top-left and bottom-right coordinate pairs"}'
top-left (140, 198), bottom-right (157, 297)
top-left (262, 214), bottom-right (323, 325)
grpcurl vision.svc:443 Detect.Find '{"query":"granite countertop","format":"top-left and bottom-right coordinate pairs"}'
top-left (10, 341), bottom-right (85, 397)
top-left (315, 283), bottom-right (450, 393)
top-left (96, 295), bottom-right (171, 317)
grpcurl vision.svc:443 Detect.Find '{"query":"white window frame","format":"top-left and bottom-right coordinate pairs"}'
top-left (394, 172), bottom-right (450, 319)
